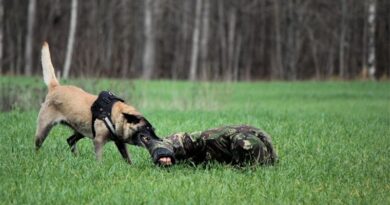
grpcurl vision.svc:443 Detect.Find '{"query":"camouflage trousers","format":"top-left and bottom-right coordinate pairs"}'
top-left (148, 125), bottom-right (278, 166)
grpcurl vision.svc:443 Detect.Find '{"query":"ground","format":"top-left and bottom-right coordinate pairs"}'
top-left (0, 77), bottom-right (389, 204)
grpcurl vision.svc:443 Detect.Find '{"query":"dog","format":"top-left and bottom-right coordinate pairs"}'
top-left (35, 42), bottom-right (161, 164)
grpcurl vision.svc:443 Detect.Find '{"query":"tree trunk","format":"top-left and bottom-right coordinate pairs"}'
top-left (63, 0), bottom-right (78, 79)
top-left (273, 0), bottom-right (283, 79)
top-left (142, 0), bottom-right (156, 80)
top-left (232, 34), bottom-right (241, 81)
top-left (227, 7), bottom-right (237, 81)
top-left (172, 1), bottom-right (191, 80)
top-left (367, 0), bottom-right (377, 80)
top-left (326, 48), bottom-right (335, 78)
top-left (339, 0), bottom-right (347, 79)
top-left (361, 1), bottom-right (368, 79)
top-left (17, 33), bottom-right (23, 74)
top-left (283, 1), bottom-right (300, 80)
top-left (105, 0), bottom-right (115, 72)
top-left (0, 0), bottom-right (3, 74)
top-left (285, 1), bottom-right (295, 80)
top-left (200, 0), bottom-right (210, 80)
top-left (218, 1), bottom-right (227, 80)
top-left (189, 0), bottom-right (203, 81)
top-left (120, 0), bottom-right (131, 77)
top-left (24, 0), bottom-right (36, 76)
top-left (307, 28), bottom-right (320, 79)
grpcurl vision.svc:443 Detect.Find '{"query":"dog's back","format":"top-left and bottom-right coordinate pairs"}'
top-left (45, 85), bottom-right (96, 126)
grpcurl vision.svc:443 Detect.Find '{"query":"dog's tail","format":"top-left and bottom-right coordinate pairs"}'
top-left (41, 42), bottom-right (59, 89)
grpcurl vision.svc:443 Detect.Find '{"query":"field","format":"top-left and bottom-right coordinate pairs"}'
top-left (0, 76), bottom-right (389, 204)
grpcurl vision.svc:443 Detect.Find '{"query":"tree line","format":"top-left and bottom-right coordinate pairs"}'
top-left (1, 0), bottom-right (389, 81)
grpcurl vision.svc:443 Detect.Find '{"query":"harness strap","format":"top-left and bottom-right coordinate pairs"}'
top-left (91, 91), bottom-right (124, 140)
top-left (102, 117), bottom-right (117, 138)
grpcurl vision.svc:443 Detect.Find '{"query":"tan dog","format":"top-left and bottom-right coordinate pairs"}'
top-left (35, 42), bottom-right (160, 164)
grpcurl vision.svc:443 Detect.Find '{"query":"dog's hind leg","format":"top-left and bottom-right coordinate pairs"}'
top-left (35, 106), bottom-right (60, 150)
top-left (35, 123), bottom-right (54, 150)
top-left (66, 132), bottom-right (85, 154)
top-left (114, 141), bottom-right (132, 164)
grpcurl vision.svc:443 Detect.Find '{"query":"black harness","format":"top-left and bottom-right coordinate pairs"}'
top-left (91, 91), bottom-right (124, 140)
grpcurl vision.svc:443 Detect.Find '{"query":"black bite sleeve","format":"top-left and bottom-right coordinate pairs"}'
top-left (152, 147), bottom-right (176, 166)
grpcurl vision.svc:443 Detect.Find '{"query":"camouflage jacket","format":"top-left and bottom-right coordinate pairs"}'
top-left (149, 125), bottom-right (278, 166)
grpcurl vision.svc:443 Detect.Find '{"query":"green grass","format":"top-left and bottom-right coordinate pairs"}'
top-left (0, 76), bottom-right (389, 204)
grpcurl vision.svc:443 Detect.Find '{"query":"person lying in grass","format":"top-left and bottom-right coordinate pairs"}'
top-left (137, 125), bottom-right (278, 166)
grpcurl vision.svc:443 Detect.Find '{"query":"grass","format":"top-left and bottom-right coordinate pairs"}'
top-left (0, 76), bottom-right (389, 204)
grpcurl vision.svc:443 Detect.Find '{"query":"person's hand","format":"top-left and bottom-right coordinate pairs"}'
top-left (152, 147), bottom-right (175, 166)
top-left (158, 157), bottom-right (173, 166)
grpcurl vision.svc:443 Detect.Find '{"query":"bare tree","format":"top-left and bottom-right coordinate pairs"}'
top-left (0, 0), bottom-right (3, 74)
top-left (63, 0), bottom-right (78, 79)
top-left (339, 0), bottom-right (348, 79)
top-left (104, 0), bottom-right (115, 72)
top-left (120, 0), bottom-right (131, 77)
top-left (307, 27), bottom-right (321, 79)
top-left (24, 0), bottom-right (36, 76)
top-left (361, 1), bottom-right (368, 79)
top-left (189, 0), bottom-right (203, 81)
top-left (171, 1), bottom-right (189, 79)
top-left (1, 0), bottom-right (388, 80)
top-left (367, 0), bottom-right (377, 80)
top-left (142, 0), bottom-right (156, 79)
top-left (227, 7), bottom-right (237, 81)
top-left (232, 34), bottom-right (241, 81)
top-left (273, 0), bottom-right (284, 79)
top-left (217, 0), bottom-right (227, 80)
top-left (200, 0), bottom-right (210, 80)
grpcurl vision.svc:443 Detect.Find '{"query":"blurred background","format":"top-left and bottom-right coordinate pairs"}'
top-left (0, 0), bottom-right (389, 81)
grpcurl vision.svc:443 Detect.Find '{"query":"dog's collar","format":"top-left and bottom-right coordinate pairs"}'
top-left (91, 91), bottom-right (124, 140)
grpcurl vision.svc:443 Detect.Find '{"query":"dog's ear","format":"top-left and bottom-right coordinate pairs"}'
top-left (123, 113), bottom-right (142, 124)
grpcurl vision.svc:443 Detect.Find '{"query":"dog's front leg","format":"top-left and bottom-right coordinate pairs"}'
top-left (66, 132), bottom-right (85, 155)
top-left (114, 141), bottom-right (132, 164)
top-left (93, 134), bottom-right (107, 162)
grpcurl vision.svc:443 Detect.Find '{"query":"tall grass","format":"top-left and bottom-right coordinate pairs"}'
top-left (0, 76), bottom-right (389, 204)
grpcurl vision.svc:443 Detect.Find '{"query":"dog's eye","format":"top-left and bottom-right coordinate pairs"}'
top-left (142, 136), bottom-right (150, 143)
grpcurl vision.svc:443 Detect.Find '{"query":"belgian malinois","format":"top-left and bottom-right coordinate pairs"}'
top-left (35, 42), bottom-right (161, 164)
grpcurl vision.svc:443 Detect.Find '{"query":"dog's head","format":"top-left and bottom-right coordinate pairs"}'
top-left (119, 113), bottom-right (161, 146)
top-left (119, 112), bottom-right (176, 165)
